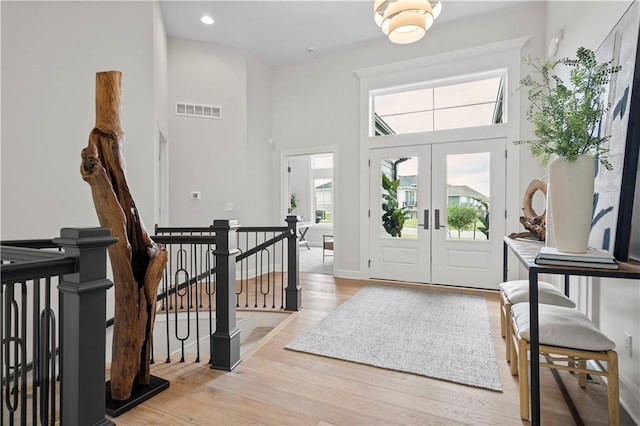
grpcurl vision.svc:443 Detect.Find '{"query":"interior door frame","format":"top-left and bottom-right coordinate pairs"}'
top-left (355, 38), bottom-right (527, 281)
top-left (280, 146), bottom-right (338, 275)
top-left (156, 123), bottom-right (169, 226)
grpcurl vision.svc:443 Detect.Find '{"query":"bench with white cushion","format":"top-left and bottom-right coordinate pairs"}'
top-left (500, 280), bottom-right (575, 362)
top-left (510, 302), bottom-right (619, 424)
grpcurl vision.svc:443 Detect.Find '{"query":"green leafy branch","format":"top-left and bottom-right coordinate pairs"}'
top-left (381, 173), bottom-right (409, 237)
top-left (517, 47), bottom-right (621, 170)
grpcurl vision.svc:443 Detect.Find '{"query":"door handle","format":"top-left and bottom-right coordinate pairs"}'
top-left (434, 209), bottom-right (443, 229)
top-left (418, 209), bottom-right (429, 229)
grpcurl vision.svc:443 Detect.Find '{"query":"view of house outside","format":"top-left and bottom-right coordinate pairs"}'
top-left (312, 154), bottom-right (333, 224)
top-left (376, 74), bottom-right (500, 241)
top-left (381, 152), bottom-right (490, 241)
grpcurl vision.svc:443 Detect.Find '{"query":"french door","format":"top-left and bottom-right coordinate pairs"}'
top-left (369, 139), bottom-right (506, 289)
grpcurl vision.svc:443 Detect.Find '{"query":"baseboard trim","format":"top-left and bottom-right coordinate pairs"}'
top-left (620, 373), bottom-right (640, 425)
top-left (335, 269), bottom-right (360, 279)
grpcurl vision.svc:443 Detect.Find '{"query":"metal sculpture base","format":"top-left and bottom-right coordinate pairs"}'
top-left (105, 375), bottom-right (169, 417)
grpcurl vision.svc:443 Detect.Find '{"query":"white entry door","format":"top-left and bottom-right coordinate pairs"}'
top-left (369, 139), bottom-right (506, 289)
top-left (369, 145), bottom-right (431, 283)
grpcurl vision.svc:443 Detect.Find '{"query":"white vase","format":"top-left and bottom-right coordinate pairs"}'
top-left (548, 155), bottom-right (595, 253)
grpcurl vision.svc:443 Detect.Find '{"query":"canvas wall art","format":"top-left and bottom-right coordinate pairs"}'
top-left (589, 1), bottom-right (640, 261)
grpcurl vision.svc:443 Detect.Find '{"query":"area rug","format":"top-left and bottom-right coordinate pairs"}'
top-left (285, 285), bottom-right (502, 391)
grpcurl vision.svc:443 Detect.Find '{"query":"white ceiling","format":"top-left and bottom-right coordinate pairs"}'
top-left (160, 1), bottom-right (531, 66)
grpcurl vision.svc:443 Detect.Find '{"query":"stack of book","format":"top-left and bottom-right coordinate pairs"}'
top-left (535, 246), bottom-right (619, 269)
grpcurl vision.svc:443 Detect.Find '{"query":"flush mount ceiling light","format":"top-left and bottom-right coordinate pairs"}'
top-left (200, 15), bottom-right (214, 25)
top-left (373, 0), bottom-right (442, 44)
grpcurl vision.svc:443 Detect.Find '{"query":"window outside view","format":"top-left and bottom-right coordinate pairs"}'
top-left (373, 76), bottom-right (504, 136)
top-left (314, 178), bottom-right (332, 224)
top-left (446, 152), bottom-right (490, 241)
top-left (381, 157), bottom-right (419, 239)
top-left (312, 154), bottom-right (333, 224)
top-left (379, 153), bottom-right (490, 241)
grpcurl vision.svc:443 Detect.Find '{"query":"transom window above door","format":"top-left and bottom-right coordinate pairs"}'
top-left (371, 73), bottom-right (505, 136)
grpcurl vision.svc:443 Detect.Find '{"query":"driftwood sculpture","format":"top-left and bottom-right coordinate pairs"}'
top-left (81, 71), bottom-right (167, 401)
top-left (509, 179), bottom-right (547, 240)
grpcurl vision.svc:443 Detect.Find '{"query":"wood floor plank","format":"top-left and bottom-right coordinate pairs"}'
top-left (113, 274), bottom-right (615, 425)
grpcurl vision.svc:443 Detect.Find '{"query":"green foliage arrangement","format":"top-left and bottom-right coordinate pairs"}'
top-left (290, 193), bottom-right (298, 210)
top-left (518, 47), bottom-right (620, 170)
top-left (477, 201), bottom-right (490, 239)
top-left (381, 173), bottom-right (409, 237)
top-left (447, 206), bottom-right (478, 238)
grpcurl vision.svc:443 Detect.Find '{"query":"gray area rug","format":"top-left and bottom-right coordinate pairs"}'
top-left (299, 247), bottom-right (333, 275)
top-left (285, 285), bottom-right (502, 391)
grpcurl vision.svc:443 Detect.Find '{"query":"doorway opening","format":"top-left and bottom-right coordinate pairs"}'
top-left (284, 151), bottom-right (335, 275)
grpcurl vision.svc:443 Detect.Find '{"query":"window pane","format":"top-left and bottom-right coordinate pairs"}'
top-left (314, 178), bottom-right (332, 223)
top-left (372, 75), bottom-right (504, 136)
top-left (445, 152), bottom-right (490, 241)
top-left (381, 157), bottom-right (418, 239)
top-left (434, 77), bottom-right (502, 109)
top-left (311, 153), bottom-right (333, 169)
top-left (375, 88), bottom-right (433, 116)
top-left (379, 111), bottom-right (434, 135)
top-left (434, 103), bottom-right (498, 131)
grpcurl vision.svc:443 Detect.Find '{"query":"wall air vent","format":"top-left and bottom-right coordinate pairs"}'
top-left (175, 102), bottom-right (221, 119)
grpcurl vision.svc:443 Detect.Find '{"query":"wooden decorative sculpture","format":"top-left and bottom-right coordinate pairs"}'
top-left (509, 179), bottom-right (547, 240)
top-left (81, 71), bottom-right (167, 401)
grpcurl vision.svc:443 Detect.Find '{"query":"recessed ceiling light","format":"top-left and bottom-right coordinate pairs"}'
top-left (201, 15), bottom-right (214, 25)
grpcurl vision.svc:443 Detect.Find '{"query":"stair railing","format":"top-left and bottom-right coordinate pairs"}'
top-left (0, 227), bottom-right (116, 426)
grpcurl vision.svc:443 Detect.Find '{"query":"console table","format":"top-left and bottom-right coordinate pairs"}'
top-left (298, 222), bottom-right (314, 250)
top-left (503, 237), bottom-right (640, 425)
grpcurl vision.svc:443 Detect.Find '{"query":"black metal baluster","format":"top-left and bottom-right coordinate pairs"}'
top-left (166, 243), bottom-right (172, 363)
top-left (0, 281), bottom-right (4, 426)
top-left (19, 283), bottom-right (27, 424)
top-left (206, 245), bottom-right (214, 365)
top-left (280, 238), bottom-right (285, 309)
top-left (193, 243), bottom-right (201, 363)
top-left (32, 279), bottom-right (40, 426)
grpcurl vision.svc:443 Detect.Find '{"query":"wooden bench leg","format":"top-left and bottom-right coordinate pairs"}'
top-left (578, 359), bottom-right (587, 388)
top-left (509, 315), bottom-right (518, 376)
top-left (500, 295), bottom-right (506, 338)
top-left (607, 351), bottom-right (619, 426)
top-left (518, 338), bottom-right (529, 420)
top-left (502, 296), bottom-right (513, 362)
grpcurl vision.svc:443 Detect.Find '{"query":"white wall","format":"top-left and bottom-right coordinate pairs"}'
top-left (272, 1), bottom-right (547, 277)
top-left (246, 54), bottom-right (279, 226)
top-left (545, 1), bottom-right (640, 420)
top-left (153, 1), bottom-right (170, 225)
top-left (167, 37), bottom-right (276, 227)
top-left (1, 1), bottom-right (157, 240)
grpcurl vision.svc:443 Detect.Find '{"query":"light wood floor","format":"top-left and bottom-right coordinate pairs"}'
top-left (111, 274), bottom-right (618, 425)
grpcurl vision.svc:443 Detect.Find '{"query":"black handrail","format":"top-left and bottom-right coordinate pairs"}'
top-left (1, 257), bottom-right (76, 283)
top-left (156, 225), bottom-right (290, 234)
top-left (236, 231), bottom-right (291, 261)
top-left (237, 226), bottom-right (288, 233)
top-left (0, 239), bottom-right (60, 249)
top-left (152, 235), bottom-right (217, 245)
top-left (155, 225), bottom-right (213, 234)
top-left (1, 245), bottom-right (65, 263)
